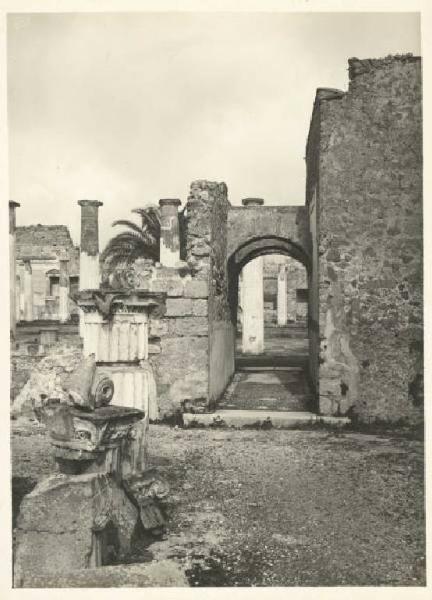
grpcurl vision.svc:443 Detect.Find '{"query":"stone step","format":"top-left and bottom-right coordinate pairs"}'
top-left (221, 368), bottom-right (315, 412)
top-left (236, 356), bottom-right (308, 369)
top-left (183, 410), bottom-right (350, 429)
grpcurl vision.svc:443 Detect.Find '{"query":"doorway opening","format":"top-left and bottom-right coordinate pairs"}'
top-left (226, 238), bottom-right (317, 413)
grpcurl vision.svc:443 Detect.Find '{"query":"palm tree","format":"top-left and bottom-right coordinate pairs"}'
top-left (101, 205), bottom-right (161, 271)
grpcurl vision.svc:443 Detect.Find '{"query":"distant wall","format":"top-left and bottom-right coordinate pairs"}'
top-left (253, 256), bottom-right (308, 325)
top-left (306, 55), bottom-right (423, 422)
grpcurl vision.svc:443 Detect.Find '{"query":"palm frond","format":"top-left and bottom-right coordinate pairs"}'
top-left (111, 220), bottom-right (144, 235)
top-left (102, 206), bottom-right (161, 276)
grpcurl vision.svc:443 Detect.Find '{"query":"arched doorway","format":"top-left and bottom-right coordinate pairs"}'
top-left (225, 236), bottom-right (317, 413)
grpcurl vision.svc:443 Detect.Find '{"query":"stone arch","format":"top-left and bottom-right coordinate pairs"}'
top-left (227, 235), bottom-right (310, 327)
top-left (227, 205), bottom-right (310, 263)
top-left (230, 235), bottom-right (311, 273)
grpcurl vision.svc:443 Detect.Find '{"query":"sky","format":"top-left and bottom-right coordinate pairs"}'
top-left (7, 12), bottom-right (421, 248)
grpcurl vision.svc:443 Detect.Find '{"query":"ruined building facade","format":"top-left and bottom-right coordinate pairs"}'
top-left (15, 225), bottom-right (80, 321)
top-left (10, 55), bottom-right (423, 424)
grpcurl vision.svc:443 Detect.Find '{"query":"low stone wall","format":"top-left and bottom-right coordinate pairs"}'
top-left (116, 260), bottom-right (209, 417)
top-left (147, 267), bottom-right (210, 416)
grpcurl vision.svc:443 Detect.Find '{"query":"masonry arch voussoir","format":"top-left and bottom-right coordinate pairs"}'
top-left (229, 235), bottom-right (311, 273)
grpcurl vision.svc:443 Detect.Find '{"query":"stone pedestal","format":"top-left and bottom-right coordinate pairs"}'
top-left (13, 402), bottom-right (146, 587)
top-left (76, 289), bottom-right (164, 430)
top-left (241, 257), bottom-right (264, 354)
top-left (46, 404), bottom-right (145, 480)
top-left (14, 386), bottom-right (170, 588)
top-left (277, 264), bottom-right (288, 326)
top-left (159, 198), bottom-right (181, 267)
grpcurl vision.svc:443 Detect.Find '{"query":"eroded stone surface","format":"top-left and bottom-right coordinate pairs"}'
top-left (13, 472), bottom-right (139, 587)
top-left (306, 54), bottom-right (423, 422)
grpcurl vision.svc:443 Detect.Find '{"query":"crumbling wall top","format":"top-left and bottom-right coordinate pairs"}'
top-left (348, 53), bottom-right (420, 80)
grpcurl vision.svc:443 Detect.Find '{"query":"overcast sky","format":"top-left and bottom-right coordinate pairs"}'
top-left (7, 12), bottom-right (420, 248)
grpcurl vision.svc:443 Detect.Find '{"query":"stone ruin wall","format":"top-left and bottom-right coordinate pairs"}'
top-left (146, 268), bottom-right (209, 417)
top-left (183, 180), bottom-right (234, 408)
top-left (12, 182), bottom-right (232, 421)
top-left (16, 226), bottom-right (80, 320)
top-left (206, 183), bottom-right (235, 404)
top-left (120, 180), bottom-right (233, 418)
top-left (308, 55), bottom-right (423, 422)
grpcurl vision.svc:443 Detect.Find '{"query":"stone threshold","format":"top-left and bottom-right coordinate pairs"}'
top-left (183, 410), bottom-right (350, 429)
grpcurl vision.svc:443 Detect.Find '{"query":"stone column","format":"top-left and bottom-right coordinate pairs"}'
top-left (277, 264), bottom-right (288, 326)
top-left (9, 201), bottom-right (20, 337)
top-left (59, 259), bottom-right (70, 323)
top-left (241, 197), bottom-right (264, 354)
top-left (78, 200), bottom-right (103, 290)
top-left (241, 257), bottom-right (264, 354)
top-left (159, 198), bottom-right (181, 267)
top-left (23, 260), bottom-right (33, 322)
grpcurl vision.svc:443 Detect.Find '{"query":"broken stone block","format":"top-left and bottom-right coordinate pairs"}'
top-left (64, 354), bottom-right (97, 410)
top-left (42, 404), bottom-right (145, 477)
top-left (125, 468), bottom-right (170, 531)
top-left (62, 356), bottom-right (115, 411)
top-left (13, 472), bottom-right (139, 587)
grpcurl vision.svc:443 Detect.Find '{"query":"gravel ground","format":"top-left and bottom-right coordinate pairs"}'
top-left (11, 420), bottom-right (425, 587)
